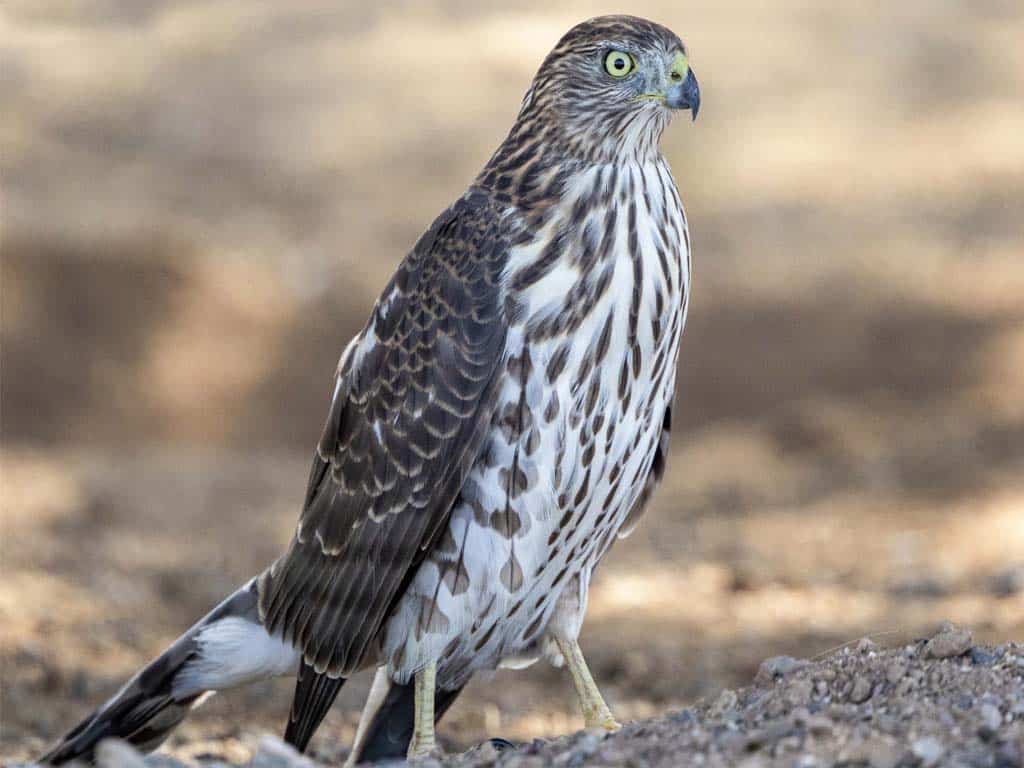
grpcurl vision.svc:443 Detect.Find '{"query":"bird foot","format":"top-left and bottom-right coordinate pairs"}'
top-left (584, 711), bottom-right (622, 732)
top-left (406, 738), bottom-right (443, 761)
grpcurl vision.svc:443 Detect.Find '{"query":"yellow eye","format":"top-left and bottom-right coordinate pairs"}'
top-left (604, 50), bottom-right (635, 78)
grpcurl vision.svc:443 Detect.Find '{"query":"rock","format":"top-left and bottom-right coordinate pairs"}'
top-left (849, 675), bottom-right (874, 703)
top-left (884, 660), bottom-right (907, 685)
top-left (756, 655), bottom-right (810, 684)
top-left (969, 647), bottom-right (998, 666)
top-left (979, 703), bottom-right (1003, 731)
top-left (784, 677), bottom-right (815, 708)
top-left (911, 736), bottom-right (945, 767)
top-left (923, 622), bottom-right (972, 659)
top-left (839, 737), bottom-right (904, 768)
top-left (94, 740), bottom-right (148, 768)
top-left (251, 736), bottom-right (317, 768)
top-left (856, 637), bottom-right (879, 653)
top-left (804, 715), bottom-right (834, 737)
top-left (735, 754), bottom-right (771, 768)
top-left (710, 688), bottom-right (739, 716)
top-left (502, 757), bottom-right (546, 768)
top-left (668, 707), bottom-right (697, 724)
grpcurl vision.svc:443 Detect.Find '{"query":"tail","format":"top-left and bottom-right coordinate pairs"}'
top-left (40, 578), bottom-right (299, 765)
top-left (282, 660), bottom-right (346, 752)
top-left (345, 667), bottom-right (464, 766)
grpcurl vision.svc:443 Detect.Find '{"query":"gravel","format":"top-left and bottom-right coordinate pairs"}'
top-left (16, 624), bottom-right (1023, 768)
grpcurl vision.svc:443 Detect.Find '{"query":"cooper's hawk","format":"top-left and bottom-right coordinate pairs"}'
top-left (43, 15), bottom-right (699, 765)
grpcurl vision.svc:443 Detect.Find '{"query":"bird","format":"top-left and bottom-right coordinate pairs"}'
top-left (41, 14), bottom-right (699, 766)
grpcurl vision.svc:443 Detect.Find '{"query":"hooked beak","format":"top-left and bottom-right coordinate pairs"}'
top-left (665, 52), bottom-right (700, 120)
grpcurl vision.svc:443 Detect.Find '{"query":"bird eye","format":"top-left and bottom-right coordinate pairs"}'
top-left (603, 50), bottom-right (635, 78)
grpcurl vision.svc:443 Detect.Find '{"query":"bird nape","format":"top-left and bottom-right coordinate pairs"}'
top-left (41, 14), bottom-right (699, 766)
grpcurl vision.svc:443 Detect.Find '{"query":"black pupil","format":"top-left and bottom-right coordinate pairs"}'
top-left (613, 57), bottom-right (625, 69)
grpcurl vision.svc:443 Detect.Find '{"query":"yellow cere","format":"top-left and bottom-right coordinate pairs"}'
top-left (604, 50), bottom-right (636, 78)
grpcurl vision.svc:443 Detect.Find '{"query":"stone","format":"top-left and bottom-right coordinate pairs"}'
top-left (839, 737), bottom-right (904, 768)
top-left (979, 702), bottom-right (1003, 731)
top-left (849, 675), bottom-right (873, 704)
top-left (756, 656), bottom-right (810, 685)
top-left (94, 740), bottom-right (148, 768)
top-left (911, 736), bottom-right (945, 767)
top-left (784, 678), bottom-right (815, 708)
top-left (710, 688), bottom-right (739, 716)
top-left (923, 622), bottom-right (972, 659)
top-left (856, 637), bottom-right (878, 654)
top-left (969, 647), bottom-right (997, 666)
top-left (251, 736), bottom-right (317, 768)
top-left (884, 660), bottom-right (907, 685)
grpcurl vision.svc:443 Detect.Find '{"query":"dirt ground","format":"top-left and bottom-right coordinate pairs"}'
top-left (13, 625), bottom-right (1024, 767)
top-left (2, 0), bottom-right (1023, 764)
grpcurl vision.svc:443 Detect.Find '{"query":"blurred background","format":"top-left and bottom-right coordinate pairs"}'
top-left (3, 0), bottom-right (1023, 761)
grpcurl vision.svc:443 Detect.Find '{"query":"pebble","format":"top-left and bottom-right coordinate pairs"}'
top-left (668, 707), bottom-right (697, 724)
top-left (839, 737), bottom-right (904, 768)
top-left (849, 675), bottom-right (874, 704)
top-left (251, 736), bottom-right (317, 768)
top-left (784, 678), bottom-right (815, 708)
top-left (856, 637), bottom-right (879, 654)
top-left (805, 715), bottom-right (834, 737)
top-left (884, 660), bottom-right (907, 685)
top-left (924, 622), bottom-right (973, 659)
top-left (979, 703), bottom-right (1003, 731)
top-left (756, 656), bottom-right (810, 684)
top-left (503, 757), bottom-right (546, 768)
top-left (95, 740), bottom-right (148, 768)
top-left (710, 688), bottom-right (739, 716)
top-left (969, 647), bottom-right (997, 667)
top-left (911, 736), bottom-right (945, 767)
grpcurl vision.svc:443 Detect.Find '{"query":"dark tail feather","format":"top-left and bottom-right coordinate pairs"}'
top-left (41, 579), bottom-right (297, 765)
top-left (352, 675), bottom-right (464, 765)
top-left (284, 661), bottom-right (346, 752)
top-left (40, 688), bottom-right (202, 765)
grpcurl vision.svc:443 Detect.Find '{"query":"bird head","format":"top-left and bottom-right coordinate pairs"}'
top-left (515, 15), bottom-right (699, 162)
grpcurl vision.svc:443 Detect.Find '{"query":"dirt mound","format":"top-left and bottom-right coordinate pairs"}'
top-left (21, 624), bottom-right (1022, 768)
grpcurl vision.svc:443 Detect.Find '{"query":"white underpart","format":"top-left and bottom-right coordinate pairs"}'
top-left (172, 617), bottom-right (299, 698)
top-left (384, 155), bottom-right (689, 687)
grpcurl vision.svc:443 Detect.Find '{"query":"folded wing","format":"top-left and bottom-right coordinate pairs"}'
top-left (259, 189), bottom-right (512, 678)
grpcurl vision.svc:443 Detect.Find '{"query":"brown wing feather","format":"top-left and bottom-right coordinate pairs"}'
top-left (260, 189), bottom-right (512, 676)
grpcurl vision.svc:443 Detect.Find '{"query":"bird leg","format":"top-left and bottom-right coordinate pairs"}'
top-left (407, 661), bottom-right (438, 759)
top-left (555, 637), bottom-right (622, 731)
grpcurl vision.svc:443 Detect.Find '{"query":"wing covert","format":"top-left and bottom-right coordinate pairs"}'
top-left (260, 190), bottom-right (512, 676)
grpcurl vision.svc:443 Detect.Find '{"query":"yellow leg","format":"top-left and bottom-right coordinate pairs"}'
top-left (555, 637), bottom-right (622, 731)
top-left (407, 662), bottom-right (438, 759)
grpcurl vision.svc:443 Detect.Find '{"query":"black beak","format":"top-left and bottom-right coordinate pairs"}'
top-left (666, 69), bottom-right (700, 121)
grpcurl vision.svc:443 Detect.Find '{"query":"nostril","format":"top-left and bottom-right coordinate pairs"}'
top-left (670, 71), bottom-right (683, 82)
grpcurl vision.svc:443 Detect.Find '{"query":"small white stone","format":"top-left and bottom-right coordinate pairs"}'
top-left (912, 736), bottom-right (945, 768)
top-left (252, 735), bottom-right (318, 768)
top-left (94, 739), bottom-right (148, 768)
top-left (980, 703), bottom-right (1003, 731)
